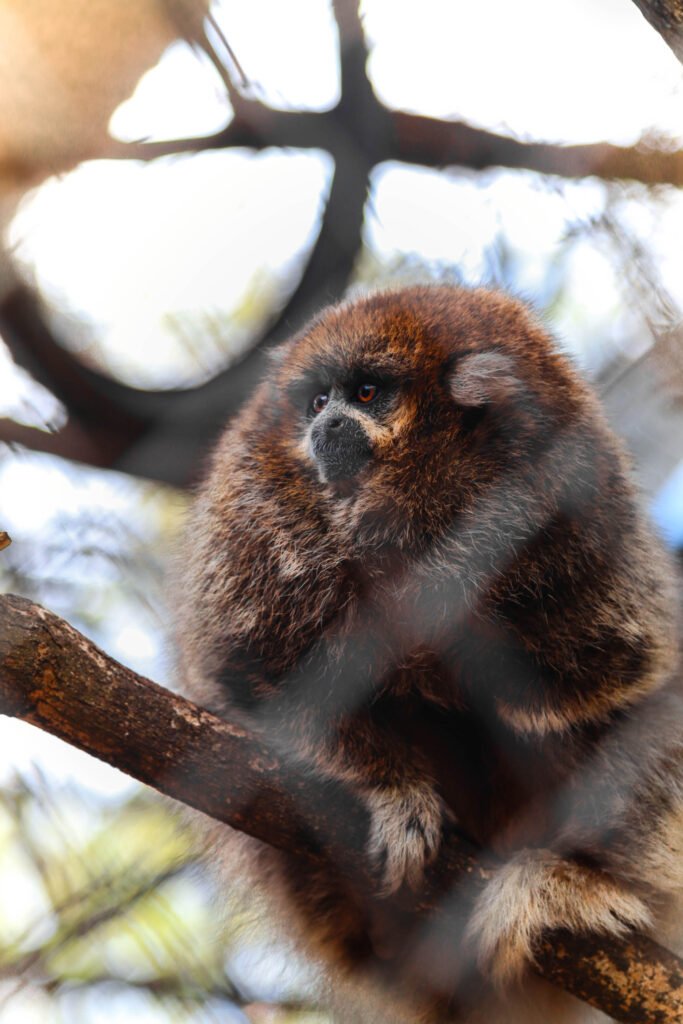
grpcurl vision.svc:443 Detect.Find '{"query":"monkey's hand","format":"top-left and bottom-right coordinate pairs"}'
top-left (365, 780), bottom-right (445, 895)
top-left (466, 849), bottom-right (652, 989)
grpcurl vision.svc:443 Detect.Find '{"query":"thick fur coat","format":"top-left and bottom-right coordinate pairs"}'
top-left (175, 285), bottom-right (683, 1022)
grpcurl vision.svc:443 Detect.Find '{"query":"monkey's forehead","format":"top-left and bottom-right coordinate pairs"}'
top-left (274, 284), bottom-right (551, 384)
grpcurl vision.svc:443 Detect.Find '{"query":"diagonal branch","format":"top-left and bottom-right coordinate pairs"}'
top-left (630, 0), bottom-right (683, 63)
top-left (0, 592), bottom-right (681, 1022)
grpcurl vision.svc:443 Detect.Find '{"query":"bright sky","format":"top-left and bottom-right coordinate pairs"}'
top-left (6, 0), bottom-right (683, 390)
top-left (363, 0), bottom-right (683, 144)
top-left (0, 451), bottom-right (178, 795)
top-left (2, 0), bottom-right (683, 792)
top-left (8, 150), bottom-right (332, 387)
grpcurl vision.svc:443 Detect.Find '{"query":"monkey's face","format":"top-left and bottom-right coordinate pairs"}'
top-left (269, 285), bottom-right (581, 547)
top-left (303, 377), bottom-right (395, 484)
top-left (280, 329), bottom-right (433, 499)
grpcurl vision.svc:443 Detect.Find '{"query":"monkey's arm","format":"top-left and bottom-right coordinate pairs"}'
top-left (202, 600), bottom-right (452, 896)
top-left (313, 706), bottom-right (449, 895)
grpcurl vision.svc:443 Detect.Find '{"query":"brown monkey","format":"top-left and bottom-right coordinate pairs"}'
top-left (175, 285), bottom-right (682, 1023)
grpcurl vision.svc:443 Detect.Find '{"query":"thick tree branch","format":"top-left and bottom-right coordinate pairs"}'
top-left (108, 108), bottom-right (683, 189)
top-left (0, 593), bottom-right (682, 1022)
top-left (631, 0), bottom-right (683, 62)
top-left (0, 593), bottom-right (371, 872)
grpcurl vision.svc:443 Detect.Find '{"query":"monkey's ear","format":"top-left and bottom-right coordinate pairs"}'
top-left (448, 351), bottom-right (522, 407)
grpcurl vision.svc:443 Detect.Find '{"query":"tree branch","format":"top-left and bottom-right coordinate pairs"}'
top-left (108, 108), bottom-right (683, 189)
top-left (0, 593), bottom-right (369, 870)
top-left (630, 0), bottom-right (683, 63)
top-left (390, 111), bottom-right (683, 186)
top-left (0, 417), bottom-right (134, 470)
top-left (0, 593), bottom-right (682, 1021)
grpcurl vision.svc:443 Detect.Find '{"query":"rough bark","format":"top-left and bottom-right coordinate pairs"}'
top-left (0, 592), bottom-right (682, 1022)
top-left (631, 0), bottom-right (683, 62)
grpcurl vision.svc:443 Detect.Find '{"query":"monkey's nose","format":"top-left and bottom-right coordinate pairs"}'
top-left (327, 417), bottom-right (343, 430)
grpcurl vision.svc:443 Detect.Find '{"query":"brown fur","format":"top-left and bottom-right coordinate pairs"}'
top-left (175, 285), bottom-right (683, 1022)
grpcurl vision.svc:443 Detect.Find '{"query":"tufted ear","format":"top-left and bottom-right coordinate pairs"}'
top-left (448, 350), bottom-right (522, 407)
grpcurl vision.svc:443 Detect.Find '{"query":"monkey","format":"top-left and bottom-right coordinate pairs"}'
top-left (174, 284), bottom-right (683, 1023)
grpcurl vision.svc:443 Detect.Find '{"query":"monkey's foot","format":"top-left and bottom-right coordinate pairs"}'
top-left (466, 848), bottom-right (652, 989)
top-left (365, 782), bottom-right (444, 895)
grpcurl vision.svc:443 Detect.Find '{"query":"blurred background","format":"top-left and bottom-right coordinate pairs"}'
top-left (2, 0), bottom-right (683, 1020)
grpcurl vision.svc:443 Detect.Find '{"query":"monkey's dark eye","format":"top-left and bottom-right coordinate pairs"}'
top-left (356, 383), bottom-right (379, 404)
top-left (311, 393), bottom-right (329, 414)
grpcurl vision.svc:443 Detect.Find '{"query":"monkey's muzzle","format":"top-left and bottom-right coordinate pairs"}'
top-left (310, 413), bottom-right (372, 482)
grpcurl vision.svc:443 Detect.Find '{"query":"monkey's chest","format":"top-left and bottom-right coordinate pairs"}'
top-left (375, 694), bottom-right (569, 852)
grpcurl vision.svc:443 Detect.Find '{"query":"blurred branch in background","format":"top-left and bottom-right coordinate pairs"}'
top-left (2, 0), bottom-right (683, 486)
top-left (0, 772), bottom-right (273, 1023)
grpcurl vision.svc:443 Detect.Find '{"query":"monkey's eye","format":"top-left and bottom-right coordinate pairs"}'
top-left (356, 383), bottom-right (379, 404)
top-left (311, 393), bottom-right (329, 415)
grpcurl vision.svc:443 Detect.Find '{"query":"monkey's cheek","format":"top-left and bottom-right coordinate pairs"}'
top-left (365, 782), bottom-right (445, 896)
top-left (465, 849), bottom-right (652, 990)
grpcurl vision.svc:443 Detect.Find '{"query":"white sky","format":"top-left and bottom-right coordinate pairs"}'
top-left (0, 451), bottom-right (177, 794)
top-left (8, 150), bottom-right (332, 387)
top-left (108, 42), bottom-right (233, 143)
top-left (3, 0), bottom-right (683, 791)
top-left (363, 0), bottom-right (683, 144)
top-left (207, 0), bottom-right (340, 112)
top-left (6, 0), bottom-right (683, 390)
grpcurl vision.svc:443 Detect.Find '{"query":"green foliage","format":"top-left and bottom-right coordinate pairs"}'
top-left (0, 775), bottom-right (327, 1022)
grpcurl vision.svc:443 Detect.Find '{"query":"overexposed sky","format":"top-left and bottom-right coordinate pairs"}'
top-left (363, 0), bottom-right (683, 144)
top-left (128, 0), bottom-right (683, 146)
top-left (0, 450), bottom-right (179, 792)
top-left (8, 150), bottom-right (332, 387)
top-left (6, 0), bottom-right (683, 390)
top-left (108, 41), bottom-right (234, 143)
